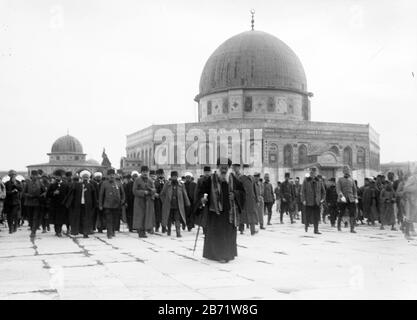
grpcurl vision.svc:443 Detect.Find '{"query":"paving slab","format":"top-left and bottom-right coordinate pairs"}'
top-left (1, 213), bottom-right (417, 299)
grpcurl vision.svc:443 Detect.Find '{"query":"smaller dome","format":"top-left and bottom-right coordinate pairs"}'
top-left (51, 135), bottom-right (84, 154)
top-left (86, 159), bottom-right (100, 166)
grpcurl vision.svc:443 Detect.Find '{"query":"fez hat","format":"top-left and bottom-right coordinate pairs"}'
top-left (30, 170), bottom-right (38, 176)
top-left (156, 168), bottom-right (164, 175)
top-left (150, 170), bottom-right (156, 175)
top-left (243, 164), bottom-right (250, 168)
top-left (140, 166), bottom-right (149, 172)
top-left (285, 172), bottom-right (290, 178)
top-left (65, 171), bottom-right (72, 177)
top-left (53, 170), bottom-right (63, 177)
top-left (107, 168), bottom-right (116, 175)
top-left (171, 171), bottom-right (178, 177)
top-left (216, 157), bottom-right (232, 167)
top-left (203, 166), bottom-right (211, 172)
top-left (232, 163), bottom-right (241, 167)
top-left (342, 165), bottom-right (351, 173)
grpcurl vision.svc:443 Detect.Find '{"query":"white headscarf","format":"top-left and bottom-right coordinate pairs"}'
top-left (93, 172), bottom-right (102, 178)
top-left (80, 170), bottom-right (91, 178)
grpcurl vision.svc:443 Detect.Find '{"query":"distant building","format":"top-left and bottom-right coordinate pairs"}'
top-left (123, 27), bottom-right (380, 185)
top-left (381, 161), bottom-right (417, 175)
top-left (119, 156), bottom-right (142, 174)
top-left (27, 134), bottom-right (107, 175)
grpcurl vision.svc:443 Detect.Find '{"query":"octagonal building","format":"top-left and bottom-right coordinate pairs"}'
top-left (27, 134), bottom-right (106, 176)
top-left (123, 28), bottom-right (380, 184)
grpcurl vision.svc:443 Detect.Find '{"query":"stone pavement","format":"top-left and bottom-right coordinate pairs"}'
top-left (1, 213), bottom-right (417, 300)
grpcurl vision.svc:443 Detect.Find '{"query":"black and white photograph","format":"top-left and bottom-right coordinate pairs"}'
top-left (0, 0), bottom-right (417, 305)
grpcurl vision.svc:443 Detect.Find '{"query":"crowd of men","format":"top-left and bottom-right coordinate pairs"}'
top-left (1, 160), bottom-right (417, 263)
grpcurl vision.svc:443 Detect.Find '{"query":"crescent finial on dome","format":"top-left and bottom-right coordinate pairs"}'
top-left (250, 9), bottom-right (255, 31)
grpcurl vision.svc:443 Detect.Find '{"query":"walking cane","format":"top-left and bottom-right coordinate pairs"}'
top-left (192, 225), bottom-right (200, 255)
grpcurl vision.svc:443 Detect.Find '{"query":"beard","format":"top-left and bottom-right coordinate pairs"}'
top-left (216, 170), bottom-right (230, 182)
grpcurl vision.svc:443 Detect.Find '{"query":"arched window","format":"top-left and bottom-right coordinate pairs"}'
top-left (267, 97), bottom-right (275, 112)
top-left (284, 144), bottom-right (293, 167)
top-left (298, 144), bottom-right (308, 165)
top-left (145, 149), bottom-right (148, 165)
top-left (207, 101), bottom-right (212, 115)
top-left (343, 146), bottom-right (353, 167)
top-left (302, 96), bottom-right (309, 120)
top-left (357, 147), bottom-right (365, 165)
top-left (222, 98), bottom-right (229, 114)
top-left (329, 146), bottom-right (340, 156)
top-left (244, 96), bottom-right (253, 112)
top-left (268, 144), bottom-right (278, 164)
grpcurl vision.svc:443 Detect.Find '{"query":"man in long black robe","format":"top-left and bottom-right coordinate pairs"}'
top-left (154, 169), bottom-right (166, 233)
top-left (47, 173), bottom-right (69, 237)
top-left (198, 159), bottom-right (238, 263)
top-left (184, 172), bottom-right (197, 231)
top-left (124, 171), bottom-right (137, 232)
top-left (64, 171), bottom-right (96, 237)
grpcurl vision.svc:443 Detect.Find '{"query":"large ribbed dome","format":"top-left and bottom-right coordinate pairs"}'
top-left (51, 135), bottom-right (84, 154)
top-left (197, 30), bottom-right (307, 99)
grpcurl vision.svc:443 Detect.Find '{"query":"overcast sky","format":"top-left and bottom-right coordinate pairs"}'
top-left (0, 0), bottom-right (416, 171)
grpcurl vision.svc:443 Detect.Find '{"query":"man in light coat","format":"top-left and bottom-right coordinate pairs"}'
top-left (132, 166), bottom-right (156, 238)
top-left (336, 165), bottom-right (358, 233)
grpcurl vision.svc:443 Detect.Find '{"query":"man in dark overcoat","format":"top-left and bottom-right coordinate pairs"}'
top-left (194, 166), bottom-right (212, 233)
top-left (124, 171), bottom-right (138, 232)
top-left (301, 167), bottom-right (326, 234)
top-left (23, 170), bottom-right (45, 238)
top-left (184, 172), bottom-right (197, 231)
top-left (4, 170), bottom-right (23, 234)
top-left (47, 172), bottom-right (69, 237)
top-left (153, 169), bottom-right (166, 233)
top-left (160, 171), bottom-right (190, 237)
top-left (64, 170), bottom-right (96, 238)
top-left (238, 164), bottom-right (259, 235)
